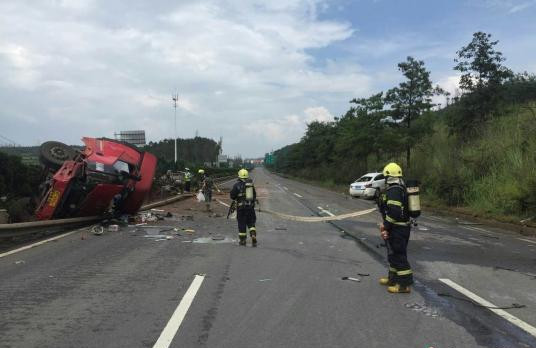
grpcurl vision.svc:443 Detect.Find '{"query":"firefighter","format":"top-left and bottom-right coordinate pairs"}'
top-left (377, 162), bottom-right (413, 293)
top-left (230, 169), bottom-right (257, 246)
top-left (184, 168), bottom-right (192, 192)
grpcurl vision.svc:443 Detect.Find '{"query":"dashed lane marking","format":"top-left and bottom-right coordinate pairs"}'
top-left (518, 238), bottom-right (536, 245)
top-left (293, 193), bottom-right (303, 198)
top-left (0, 229), bottom-right (81, 259)
top-left (153, 274), bottom-right (206, 348)
top-left (439, 278), bottom-right (536, 338)
top-left (317, 206), bottom-right (335, 217)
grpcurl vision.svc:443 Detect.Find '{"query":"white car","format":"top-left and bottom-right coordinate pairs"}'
top-left (349, 172), bottom-right (386, 199)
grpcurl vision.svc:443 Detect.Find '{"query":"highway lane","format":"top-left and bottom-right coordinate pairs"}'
top-left (0, 167), bottom-right (534, 347)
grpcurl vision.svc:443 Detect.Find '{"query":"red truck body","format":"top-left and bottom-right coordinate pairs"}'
top-left (35, 137), bottom-right (157, 220)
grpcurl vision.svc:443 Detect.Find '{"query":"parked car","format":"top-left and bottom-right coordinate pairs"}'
top-left (349, 172), bottom-right (386, 199)
top-left (35, 137), bottom-right (157, 220)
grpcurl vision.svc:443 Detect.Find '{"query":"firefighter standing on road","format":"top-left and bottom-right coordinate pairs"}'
top-left (378, 162), bottom-right (413, 293)
top-left (230, 169), bottom-right (258, 246)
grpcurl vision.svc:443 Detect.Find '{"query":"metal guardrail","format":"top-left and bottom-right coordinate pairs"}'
top-left (0, 175), bottom-right (236, 238)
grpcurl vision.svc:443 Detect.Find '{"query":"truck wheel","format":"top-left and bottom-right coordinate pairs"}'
top-left (39, 141), bottom-right (76, 170)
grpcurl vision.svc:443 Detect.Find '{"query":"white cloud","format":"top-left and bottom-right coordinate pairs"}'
top-left (0, 0), bottom-right (366, 156)
top-left (244, 105), bottom-right (334, 147)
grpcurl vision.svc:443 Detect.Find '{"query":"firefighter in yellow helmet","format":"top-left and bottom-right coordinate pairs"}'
top-left (230, 168), bottom-right (258, 246)
top-left (377, 162), bottom-right (413, 293)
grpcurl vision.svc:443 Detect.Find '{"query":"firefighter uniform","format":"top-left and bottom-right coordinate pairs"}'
top-left (230, 169), bottom-right (257, 246)
top-left (378, 163), bottom-right (413, 293)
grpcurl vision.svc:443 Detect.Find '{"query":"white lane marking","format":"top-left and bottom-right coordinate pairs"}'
top-left (439, 278), bottom-right (536, 338)
top-left (317, 206), bottom-right (335, 217)
top-left (0, 229), bottom-right (80, 259)
top-left (216, 199), bottom-right (230, 207)
top-left (153, 274), bottom-right (206, 348)
top-left (518, 238), bottom-right (536, 245)
top-left (293, 193), bottom-right (303, 198)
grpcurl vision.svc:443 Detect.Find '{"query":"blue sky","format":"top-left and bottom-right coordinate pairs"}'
top-left (0, 0), bottom-right (535, 157)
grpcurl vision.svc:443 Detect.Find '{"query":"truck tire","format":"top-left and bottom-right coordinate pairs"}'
top-left (39, 141), bottom-right (76, 170)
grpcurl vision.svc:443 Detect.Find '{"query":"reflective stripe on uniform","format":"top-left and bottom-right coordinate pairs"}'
top-left (386, 216), bottom-right (410, 226)
top-left (238, 233), bottom-right (247, 237)
top-left (248, 227), bottom-right (256, 231)
top-left (387, 200), bottom-right (403, 207)
top-left (389, 267), bottom-right (397, 272)
top-left (396, 269), bottom-right (413, 276)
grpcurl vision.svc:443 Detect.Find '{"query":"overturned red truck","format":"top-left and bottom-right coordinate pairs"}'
top-left (35, 137), bottom-right (157, 220)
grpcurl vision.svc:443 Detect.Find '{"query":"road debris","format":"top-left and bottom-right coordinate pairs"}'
top-left (14, 260), bottom-right (25, 264)
top-left (108, 225), bottom-right (119, 232)
top-left (341, 276), bottom-right (361, 282)
top-left (404, 302), bottom-right (440, 318)
top-left (275, 227), bottom-right (287, 231)
top-left (259, 279), bottom-right (272, 282)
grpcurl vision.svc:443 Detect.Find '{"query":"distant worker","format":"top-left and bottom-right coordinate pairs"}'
top-left (377, 162), bottom-right (413, 293)
top-left (230, 169), bottom-right (258, 246)
top-left (184, 168), bottom-right (192, 192)
top-left (199, 169), bottom-right (219, 211)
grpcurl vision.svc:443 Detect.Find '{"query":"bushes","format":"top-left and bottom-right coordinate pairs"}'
top-left (413, 103), bottom-right (536, 217)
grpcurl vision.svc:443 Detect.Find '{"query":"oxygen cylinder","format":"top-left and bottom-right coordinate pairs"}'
top-left (245, 183), bottom-right (254, 201)
top-left (405, 180), bottom-right (421, 218)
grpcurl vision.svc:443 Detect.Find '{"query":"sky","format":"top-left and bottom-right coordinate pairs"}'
top-left (1, 0), bottom-right (536, 157)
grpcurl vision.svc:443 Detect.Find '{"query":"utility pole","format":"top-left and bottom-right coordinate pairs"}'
top-left (172, 91), bottom-right (179, 164)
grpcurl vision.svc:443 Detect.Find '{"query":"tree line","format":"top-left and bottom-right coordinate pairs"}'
top-left (268, 32), bottom-right (536, 218)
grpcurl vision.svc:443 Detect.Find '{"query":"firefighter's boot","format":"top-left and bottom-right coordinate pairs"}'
top-left (249, 227), bottom-right (257, 247)
top-left (387, 284), bottom-right (411, 293)
top-left (239, 233), bottom-right (247, 246)
top-left (379, 277), bottom-right (390, 286)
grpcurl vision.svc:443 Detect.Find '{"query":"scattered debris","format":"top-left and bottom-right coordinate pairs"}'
top-left (184, 229), bottom-right (196, 234)
top-left (108, 224), bottom-right (119, 232)
top-left (211, 235), bottom-right (225, 241)
top-left (405, 302), bottom-right (440, 317)
top-left (192, 237), bottom-right (236, 244)
top-left (341, 276), bottom-right (360, 282)
top-left (356, 273), bottom-right (370, 277)
top-left (275, 227), bottom-right (287, 231)
top-left (259, 279), bottom-right (272, 282)
top-left (418, 226), bottom-right (430, 231)
top-left (14, 260), bottom-right (25, 265)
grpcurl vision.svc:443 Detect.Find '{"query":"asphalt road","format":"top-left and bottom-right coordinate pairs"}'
top-left (1, 167), bottom-right (535, 348)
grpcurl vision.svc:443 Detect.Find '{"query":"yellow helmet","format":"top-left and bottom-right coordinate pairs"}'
top-left (238, 168), bottom-right (249, 179)
top-left (198, 169), bottom-right (205, 174)
top-left (383, 162), bottom-right (403, 177)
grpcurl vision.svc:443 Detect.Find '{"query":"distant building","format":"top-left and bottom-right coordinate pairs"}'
top-left (116, 130), bottom-right (146, 147)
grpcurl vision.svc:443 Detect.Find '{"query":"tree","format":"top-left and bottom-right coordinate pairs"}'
top-left (385, 56), bottom-right (442, 168)
top-left (449, 32), bottom-right (512, 135)
top-left (455, 32), bottom-right (511, 92)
